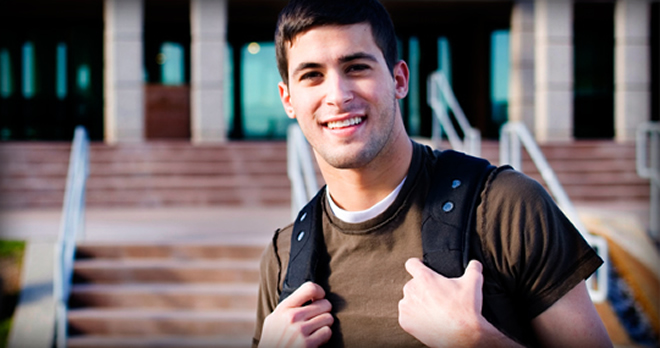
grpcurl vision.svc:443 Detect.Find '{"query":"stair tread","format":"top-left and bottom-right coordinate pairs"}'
top-left (75, 243), bottom-right (265, 260)
top-left (66, 335), bottom-right (252, 348)
top-left (71, 283), bottom-right (258, 293)
top-left (74, 259), bottom-right (260, 268)
top-left (68, 308), bottom-right (256, 320)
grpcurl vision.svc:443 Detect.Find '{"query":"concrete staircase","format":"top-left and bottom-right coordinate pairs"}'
top-left (66, 243), bottom-right (263, 348)
top-left (0, 141), bottom-right (290, 209)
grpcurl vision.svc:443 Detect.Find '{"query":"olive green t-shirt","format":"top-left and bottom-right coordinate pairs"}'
top-left (254, 142), bottom-right (602, 347)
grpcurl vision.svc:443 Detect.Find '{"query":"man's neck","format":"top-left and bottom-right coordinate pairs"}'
top-left (318, 132), bottom-right (413, 212)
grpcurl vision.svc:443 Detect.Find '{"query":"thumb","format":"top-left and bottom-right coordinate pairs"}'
top-left (280, 281), bottom-right (326, 309)
top-left (404, 258), bottom-right (432, 279)
top-left (463, 260), bottom-right (484, 287)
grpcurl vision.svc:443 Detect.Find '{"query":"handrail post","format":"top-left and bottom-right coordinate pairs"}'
top-left (651, 129), bottom-right (659, 239)
top-left (54, 125), bottom-right (90, 348)
top-left (427, 71), bottom-right (481, 156)
top-left (636, 121), bottom-right (660, 240)
top-left (288, 123), bottom-right (319, 218)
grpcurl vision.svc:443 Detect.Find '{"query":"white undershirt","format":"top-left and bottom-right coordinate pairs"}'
top-left (327, 176), bottom-right (407, 224)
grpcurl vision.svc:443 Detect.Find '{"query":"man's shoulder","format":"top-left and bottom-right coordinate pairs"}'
top-left (481, 167), bottom-right (552, 207)
top-left (271, 222), bottom-right (294, 260)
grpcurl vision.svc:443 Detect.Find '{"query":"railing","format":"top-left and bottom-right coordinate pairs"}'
top-left (54, 126), bottom-right (90, 348)
top-left (287, 123), bottom-right (319, 219)
top-left (636, 121), bottom-right (660, 240)
top-left (500, 122), bottom-right (609, 303)
top-left (427, 71), bottom-right (481, 157)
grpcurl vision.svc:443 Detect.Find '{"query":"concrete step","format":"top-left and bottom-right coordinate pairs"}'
top-left (72, 259), bottom-right (260, 284)
top-left (75, 243), bottom-right (265, 261)
top-left (67, 309), bottom-right (255, 336)
top-left (1, 161), bottom-right (287, 177)
top-left (1, 175), bottom-right (289, 191)
top-left (69, 283), bottom-right (258, 311)
top-left (66, 335), bottom-right (252, 348)
top-left (84, 188), bottom-right (291, 207)
top-left (67, 242), bottom-right (263, 344)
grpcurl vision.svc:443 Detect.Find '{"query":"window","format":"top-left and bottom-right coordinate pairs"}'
top-left (77, 64), bottom-right (90, 91)
top-left (159, 41), bottom-right (185, 85)
top-left (408, 37), bottom-right (421, 136)
top-left (490, 30), bottom-right (509, 126)
top-left (56, 43), bottom-right (67, 99)
top-left (0, 48), bottom-right (12, 98)
top-left (22, 42), bottom-right (35, 99)
top-left (241, 42), bottom-right (290, 139)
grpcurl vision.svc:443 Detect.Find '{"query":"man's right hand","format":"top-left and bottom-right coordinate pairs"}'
top-left (258, 281), bottom-right (334, 348)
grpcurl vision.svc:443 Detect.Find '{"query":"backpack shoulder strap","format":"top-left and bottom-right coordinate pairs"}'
top-left (279, 187), bottom-right (326, 302)
top-left (421, 150), bottom-right (496, 277)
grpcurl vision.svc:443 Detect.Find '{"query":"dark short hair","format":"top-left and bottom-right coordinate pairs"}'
top-left (275, 0), bottom-right (398, 85)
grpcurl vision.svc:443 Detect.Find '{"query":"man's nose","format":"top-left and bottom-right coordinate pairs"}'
top-left (325, 73), bottom-right (353, 107)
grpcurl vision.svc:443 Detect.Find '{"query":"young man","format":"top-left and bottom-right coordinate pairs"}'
top-left (254, 0), bottom-right (612, 347)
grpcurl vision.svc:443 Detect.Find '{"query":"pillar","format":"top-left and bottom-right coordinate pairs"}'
top-left (509, 0), bottom-right (535, 131)
top-left (534, 0), bottom-right (573, 142)
top-left (190, 0), bottom-right (228, 143)
top-left (103, 0), bottom-right (144, 143)
top-left (615, 0), bottom-right (651, 142)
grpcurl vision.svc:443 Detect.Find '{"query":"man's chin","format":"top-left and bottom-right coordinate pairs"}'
top-left (319, 150), bottom-right (375, 170)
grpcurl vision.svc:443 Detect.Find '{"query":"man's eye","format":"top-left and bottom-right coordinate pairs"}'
top-left (347, 64), bottom-right (370, 73)
top-left (300, 71), bottom-right (322, 81)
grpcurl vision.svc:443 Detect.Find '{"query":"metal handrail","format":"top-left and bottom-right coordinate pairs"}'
top-left (287, 123), bottom-right (319, 219)
top-left (500, 121), bottom-right (609, 303)
top-left (636, 121), bottom-right (659, 240)
top-left (427, 71), bottom-right (481, 156)
top-left (54, 126), bottom-right (90, 348)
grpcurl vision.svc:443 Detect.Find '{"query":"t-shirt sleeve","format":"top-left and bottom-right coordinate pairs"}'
top-left (477, 168), bottom-right (603, 320)
top-left (253, 233), bottom-right (283, 347)
top-left (252, 226), bottom-right (292, 348)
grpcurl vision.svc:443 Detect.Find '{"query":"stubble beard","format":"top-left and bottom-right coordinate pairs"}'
top-left (313, 97), bottom-right (398, 170)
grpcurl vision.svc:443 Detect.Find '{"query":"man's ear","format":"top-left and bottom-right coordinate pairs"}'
top-left (393, 60), bottom-right (409, 100)
top-left (279, 81), bottom-right (296, 119)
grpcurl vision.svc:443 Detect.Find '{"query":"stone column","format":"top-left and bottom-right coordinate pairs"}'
top-left (615, 0), bottom-right (651, 142)
top-left (509, 0), bottom-right (535, 131)
top-left (103, 0), bottom-right (144, 143)
top-left (190, 0), bottom-right (228, 143)
top-left (534, 0), bottom-right (573, 142)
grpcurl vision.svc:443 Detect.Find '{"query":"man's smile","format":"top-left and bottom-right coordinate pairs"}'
top-left (325, 116), bottom-right (365, 130)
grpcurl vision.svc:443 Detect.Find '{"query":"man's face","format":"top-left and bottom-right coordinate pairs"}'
top-left (279, 23), bottom-right (409, 170)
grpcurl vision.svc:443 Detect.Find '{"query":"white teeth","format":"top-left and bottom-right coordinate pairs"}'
top-left (326, 117), bottom-right (363, 129)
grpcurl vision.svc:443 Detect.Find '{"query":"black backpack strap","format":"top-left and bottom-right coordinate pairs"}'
top-left (421, 150), bottom-right (496, 277)
top-left (279, 187), bottom-right (327, 302)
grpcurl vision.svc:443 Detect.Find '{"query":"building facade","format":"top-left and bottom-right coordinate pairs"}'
top-left (0, 0), bottom-right (658, 143)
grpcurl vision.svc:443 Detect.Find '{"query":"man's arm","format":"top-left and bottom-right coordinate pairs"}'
top-left (531, 280), bottom-right (612, 347)
top-left (399, 258), bottom-right (523, 348)
top-left (399, 258), bottom-right (611, 348)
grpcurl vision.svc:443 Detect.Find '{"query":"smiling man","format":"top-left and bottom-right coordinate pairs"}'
top-left (253, 1), bottom-right (612, 347)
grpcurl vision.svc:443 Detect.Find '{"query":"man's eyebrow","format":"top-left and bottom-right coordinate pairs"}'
top-left (339, 52), bottom-right (378, 64)
top-left (291, 53), bottom-right (378, 77)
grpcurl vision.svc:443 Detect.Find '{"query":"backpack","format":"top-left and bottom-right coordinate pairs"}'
top-left (278, 148), bottom-right (526, 344)
top-left (279, 149), bottom-right (497, 301)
